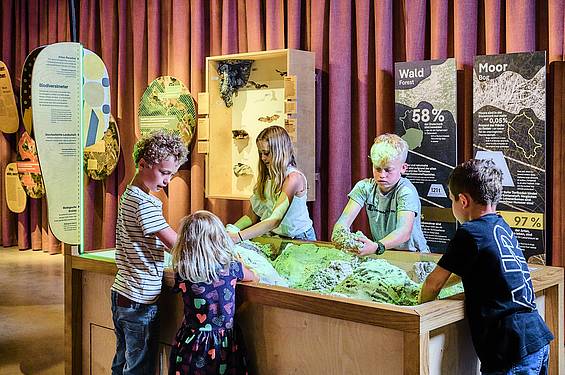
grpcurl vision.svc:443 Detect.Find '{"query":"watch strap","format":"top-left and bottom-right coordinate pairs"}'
top-left (376, 241), bottom-right (386, 255)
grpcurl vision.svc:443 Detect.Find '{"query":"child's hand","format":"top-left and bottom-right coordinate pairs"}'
top-left (357, 237), bottom-right (378, 256)
top-left (241, 264), bottom-right (261, 284)
top-left (244, 268), bottom-right (260, 284)
top-left (331, 226), bottom-right (366, 252)
top-left (251, 269), bottom-right (261, 284)
top-left (228, 231), bottom-right (241, 244)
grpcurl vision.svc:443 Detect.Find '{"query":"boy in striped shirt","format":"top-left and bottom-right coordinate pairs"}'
top-left (111, 130), bottom-right (188, 375)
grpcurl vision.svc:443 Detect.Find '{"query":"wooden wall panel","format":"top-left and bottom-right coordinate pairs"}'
top-left (550, 62), bottom-right (564, 268)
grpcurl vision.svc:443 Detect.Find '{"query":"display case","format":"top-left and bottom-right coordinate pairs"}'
top-left (197, 49), bottom-right (316, 201)
top-left (65, 239), bottom-right (564, 374)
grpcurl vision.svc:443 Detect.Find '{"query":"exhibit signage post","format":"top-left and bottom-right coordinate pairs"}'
top-left (31, 42), bottom-right (112, 250)
top-left (394, 58), bottom-right (458, 253)
top-left (473, 51), bottom-right (547, 262)
top-left (32, 42), bottom-right (84, 246)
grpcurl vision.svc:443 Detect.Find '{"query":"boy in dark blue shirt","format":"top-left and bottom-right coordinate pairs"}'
top-left (420, 159), bottom-right (553, 374)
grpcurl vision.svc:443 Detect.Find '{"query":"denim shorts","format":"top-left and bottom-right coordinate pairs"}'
top-left (482, 344), bottom-right (550, 375)
top-left (291, 226), bottom-right (316, 241)
top-left (110, 290), bottom-right (160, 375)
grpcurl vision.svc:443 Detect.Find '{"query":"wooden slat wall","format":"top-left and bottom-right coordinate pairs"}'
top-left (550, 62), bottom-right (564, 268)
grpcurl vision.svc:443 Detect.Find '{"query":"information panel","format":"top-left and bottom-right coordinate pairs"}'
top-left (395, 58), bottom-right (458, 253)
top-left (473, 51), bottom-right (546, 260)
top-left (32, 42), bottom-right (83, 245)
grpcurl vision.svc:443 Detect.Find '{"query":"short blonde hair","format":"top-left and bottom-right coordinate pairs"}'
top-left (370, 133), bottom-right (408, 166)
top-left (171, 210), bottom-right (235, 284)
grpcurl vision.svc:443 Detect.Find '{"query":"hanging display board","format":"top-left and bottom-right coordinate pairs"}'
top-left (394, 58), bottom-right (458, 253)
top-left (31, 42), bottom-right (83, 245)
top-left (18, 48), bottom-right (48, 199)
top-left (30, 42), bottom-right (112, 245)
top-left (5, 163), bottom-right (27, 213)
top-left (473, 51), bottom-right (546, 261)
top-left (20, 46), bottom-right (46, 135)
top-left (138, 75), bottom-right (196, 147)
top-left (0, 61), bottom-right (19, 133)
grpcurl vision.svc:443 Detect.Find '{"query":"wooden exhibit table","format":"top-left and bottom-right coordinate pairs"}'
top-left (65, 242), bottom-right (564, 374)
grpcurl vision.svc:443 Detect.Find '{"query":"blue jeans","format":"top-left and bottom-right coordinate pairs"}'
top-left (292, 226), bottom-right (316, 241)
top-left (482, 344), bottom-right (550, 375)
top-left (111, 291), bottom-right (160, 375)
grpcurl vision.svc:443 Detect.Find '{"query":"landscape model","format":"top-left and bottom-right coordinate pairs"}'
top-left (236, 240), bottom-right (463, 306)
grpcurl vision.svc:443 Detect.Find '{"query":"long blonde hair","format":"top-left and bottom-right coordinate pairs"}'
top-left (254, 126), bottom-right (296, 200)
top-left (171, 210), bottom-right (235, 283)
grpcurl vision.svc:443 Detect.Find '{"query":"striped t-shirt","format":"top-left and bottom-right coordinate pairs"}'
top-left (111, 185), bottom-right (169, 304)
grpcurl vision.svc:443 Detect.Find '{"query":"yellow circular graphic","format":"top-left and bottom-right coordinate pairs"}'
top-left (83, 53), bottom-right (105, 80)
top-left (83, 82), bottom-right (105, 107)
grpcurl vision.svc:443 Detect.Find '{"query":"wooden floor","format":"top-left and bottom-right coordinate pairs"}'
top-left (0, 246), bottom-right (64, 375)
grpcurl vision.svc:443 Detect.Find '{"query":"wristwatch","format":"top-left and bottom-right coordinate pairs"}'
top-left (375, 241), bottom-right (386, 255)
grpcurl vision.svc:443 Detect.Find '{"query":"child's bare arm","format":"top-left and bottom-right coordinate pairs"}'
top-left (229, 201), bottom-right (288, 243)
top-left (241, 264), bottom-right (260, 283)
top-left (419, 265), bottom-right (452, 303)
top-left (380, 210), bottom-right (415, 248)
top-left (233, 205), bottom-right (259, 230)
top-left (357, 211), bottom-right (415, 256)
top-left (333, 199), bottom-right (364, 232)
top-left (156, 227), bottom-right (177, 251)
top-left (231, 172), bottom-right (303, 243)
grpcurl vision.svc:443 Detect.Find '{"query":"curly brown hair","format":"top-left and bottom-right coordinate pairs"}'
top-left (133, 130), bottom-right (189, 167)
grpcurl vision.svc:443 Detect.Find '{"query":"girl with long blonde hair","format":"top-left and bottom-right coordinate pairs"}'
top-left (229, 126), bottom-right (316, 243)
top-left (169, 210), bottom-right (257, 375)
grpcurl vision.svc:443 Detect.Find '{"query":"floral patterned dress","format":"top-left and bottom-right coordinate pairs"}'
top-left (169, 261), bottom-right (249, 375)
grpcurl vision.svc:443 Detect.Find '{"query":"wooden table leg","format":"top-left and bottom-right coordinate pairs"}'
top-left (544, 282), bottom-right (564, 374)
top-left (404, 331), bottom-right (429, 375)
top-left (64, 248), bottom-right (82, 375)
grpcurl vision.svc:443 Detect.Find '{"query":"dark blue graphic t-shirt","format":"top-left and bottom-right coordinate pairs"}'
top-left (438, 214), bottom-right (553, 371)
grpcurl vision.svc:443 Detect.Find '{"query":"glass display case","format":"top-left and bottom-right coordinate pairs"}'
top-left (197, 49), bottom-right (316, 201)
